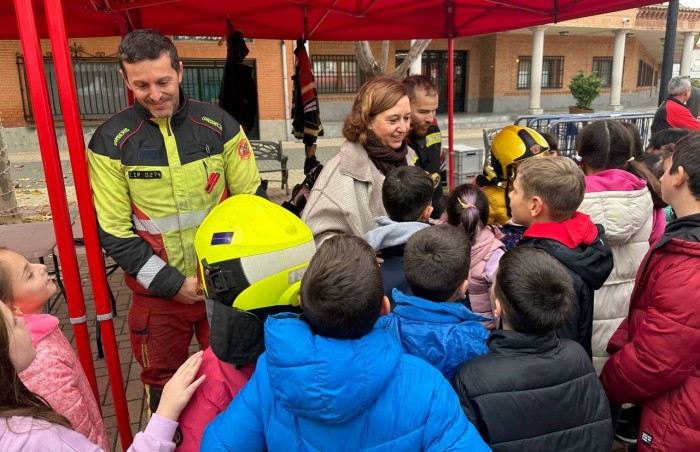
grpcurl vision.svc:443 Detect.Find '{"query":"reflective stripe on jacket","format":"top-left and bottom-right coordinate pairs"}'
top-left (88, 91), bottom-right (262, 299)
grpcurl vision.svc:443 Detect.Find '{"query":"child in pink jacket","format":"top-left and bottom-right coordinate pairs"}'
top-left (444, 184), bottom-right (505, 329)
top-left (0, 248), bottom-right (109, 450)
top-left (175, 348), bottom-right (254, 452)
top-left (0, 295), bottom-right (206, 451)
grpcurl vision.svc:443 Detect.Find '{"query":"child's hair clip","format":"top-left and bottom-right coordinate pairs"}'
top-left (458, 198), bottom-right (475, 210)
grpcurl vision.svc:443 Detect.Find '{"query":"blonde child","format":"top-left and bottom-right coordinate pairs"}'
top-left (0, 248), bottom-right (109, 450)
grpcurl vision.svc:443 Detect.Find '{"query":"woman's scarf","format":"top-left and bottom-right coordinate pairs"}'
top-left (364, 131), bottom-right (409, 176)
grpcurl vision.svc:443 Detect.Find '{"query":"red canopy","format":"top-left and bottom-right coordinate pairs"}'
top-left (2, 0), bottom-right (661, 40)
top-left (7, 1), bottom-right (663, 450)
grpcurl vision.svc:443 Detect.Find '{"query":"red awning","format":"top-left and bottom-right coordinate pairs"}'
top-left (2, 0), bottom-right (661, 40)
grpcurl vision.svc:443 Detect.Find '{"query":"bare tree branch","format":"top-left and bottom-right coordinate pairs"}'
top-left (354, 41), bottom-right (382, 79)
top-left (392, 39), bottom-right (431, 80)
top-left (354, 39), bottom-right (431, 81)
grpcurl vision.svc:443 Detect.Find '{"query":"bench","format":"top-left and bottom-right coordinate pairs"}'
top-left (250, 140), bottom-right (289, 194)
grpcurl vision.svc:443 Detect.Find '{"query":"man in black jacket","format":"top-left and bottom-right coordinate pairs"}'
top-left (403, 75), bottom-right (443, 219)
top-left (454, 247), bottom-right (613, 451)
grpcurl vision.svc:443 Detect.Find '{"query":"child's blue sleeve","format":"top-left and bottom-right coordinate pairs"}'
top-left (424, 376), bottom-right (491, 451)
top-left (200, 373), bottom-right (266, 451)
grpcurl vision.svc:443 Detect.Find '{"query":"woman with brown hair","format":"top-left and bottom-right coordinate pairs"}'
top-left (302, 76), bottom-right (414, 244)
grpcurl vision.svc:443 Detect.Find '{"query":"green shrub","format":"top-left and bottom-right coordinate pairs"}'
top-left (569, 70), bottom-right (603, 109)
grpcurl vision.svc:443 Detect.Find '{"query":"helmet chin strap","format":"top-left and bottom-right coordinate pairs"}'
top-left (505, 177), bottom-right (512, 218)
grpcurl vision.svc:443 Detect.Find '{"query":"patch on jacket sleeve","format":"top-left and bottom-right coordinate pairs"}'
top-left (173, 427), bottom-right (183, 446)
top-left (641, 431), bottom-right (653, 447)
top-left (238, 140), bottom-right (251, 160)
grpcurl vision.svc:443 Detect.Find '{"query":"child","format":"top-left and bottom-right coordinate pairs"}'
top-left (364, 166), bottom-right (433, 303)
top-left (575, 120), bottom-right (662, 374)
top-left (201, 234), bottom-right (489, 451)
top-left (646, 127), bottom-right (690, 154)
top-left (176, 195), bottom-right (317, 452)
top-left (0, 248), bottom-right (109, 451)
top-left (479, 125), bottom-right (549, 226)
top-left (510, 157), bottom-right (613, 358)
top-left (392, 225), bottom-right (489, 380)
top-left (444, 184), bottom-right (505, 328)
top-left (620, 121), bottom-right (645, 158)
top-left (479, 126), bottom-right (549, 250)
top-left (454, 247), bottom-right (613, 451)
top-left (539, 131), bottom-right (560, 156)
top-left (0, 299), bottom-right (205, 450)
top-left (601, 133), bottom-right (700, 450)
top-left (637, 150), bottom-right (677, 222)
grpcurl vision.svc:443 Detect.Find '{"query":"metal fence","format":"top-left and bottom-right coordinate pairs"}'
top-left (546, 113), bottom-right (654, 158)
top-left (16, 55), bottom-right (128, 122)
top-left (312, 54), bottom-right (364, 94)
top-left (486, 112), bottom-right (655, 162)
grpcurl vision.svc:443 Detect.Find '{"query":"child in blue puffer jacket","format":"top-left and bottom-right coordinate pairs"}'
top-left (393, 224), bottom-right (490, 380)
top-left (201, 234), bottom-right (489, 451)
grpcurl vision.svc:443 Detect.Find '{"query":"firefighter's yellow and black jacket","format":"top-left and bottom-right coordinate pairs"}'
top-left (87, 90), bottom-right (263, 299)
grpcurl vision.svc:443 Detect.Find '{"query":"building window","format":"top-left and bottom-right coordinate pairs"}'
top-left (638, 60), bottom-right (655, 87)
top-left (180, 59), bottom-right (226, 104)
top-left (20, 57), bottom-right (129, 122)
top-left (517, 56), bottom-right (564, 90)
top-left (313, 55), bottom-right (364, 94)
top-left (517, 57), bottom-right (531, 89)
top-left (593, 57), bottom-right (613, 87)
top-left (17, 55), bottom-right (249, 122)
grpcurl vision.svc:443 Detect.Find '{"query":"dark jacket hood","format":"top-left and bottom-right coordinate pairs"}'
top-left (656, 212), bottom-right (700, 248)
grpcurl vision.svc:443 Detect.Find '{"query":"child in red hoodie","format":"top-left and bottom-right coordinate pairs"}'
top-left (510, 157), bottom-right (613, 358)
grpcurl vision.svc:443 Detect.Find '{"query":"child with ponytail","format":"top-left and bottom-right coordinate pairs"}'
top-left (575, 119), bottom-right (664, 375)
top-left (444, 184), bottom-right (505, 329)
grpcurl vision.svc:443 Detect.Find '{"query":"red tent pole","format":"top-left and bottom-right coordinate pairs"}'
top-left (447, 37), bottom-right (455, 190)
top-left (12, 0), bottom-right (98, 404)
top-left (43, 0), bottom-right (134, 448)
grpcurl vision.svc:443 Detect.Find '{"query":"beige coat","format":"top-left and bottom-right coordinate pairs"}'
top-left (302, 140), bottom-right (413, 245)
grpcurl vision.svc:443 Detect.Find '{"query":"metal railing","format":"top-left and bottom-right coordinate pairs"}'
top-left (546, 113), bottom-right (654, 158)
top-left (485, 112), bottom-right (655, 162)
top-left (312, 55), bottom-right (364, 94)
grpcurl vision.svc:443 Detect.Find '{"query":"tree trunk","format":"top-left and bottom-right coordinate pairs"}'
top-left (354, 39), bottom-right (431, 81)
top-left (379, 41), bottom-right (390, 74)
top-left (354, 41), bottom-right (383, 80)
top-left (0, 124), bottom-right (22, 224)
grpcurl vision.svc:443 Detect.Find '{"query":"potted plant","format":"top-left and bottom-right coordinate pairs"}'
top-left (568, 70), bottom-right (603, 113)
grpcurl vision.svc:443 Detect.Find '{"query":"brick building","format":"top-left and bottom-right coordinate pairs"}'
top-left (0, 5), bottom-right (698, 146)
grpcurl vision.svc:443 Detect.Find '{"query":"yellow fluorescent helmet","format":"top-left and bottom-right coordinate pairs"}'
top-left (194, 194), bottom-right (316, 312)
top-left (491, 125), bottom-right (549, 181)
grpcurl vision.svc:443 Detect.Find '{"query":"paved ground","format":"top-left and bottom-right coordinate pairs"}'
top-left (6, 125), bottom-right (630, 451)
